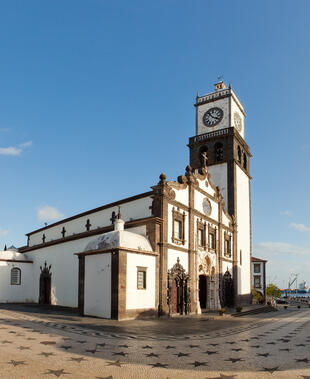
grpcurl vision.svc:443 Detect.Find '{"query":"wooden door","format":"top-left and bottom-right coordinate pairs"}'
top-left (171, 279), bottom-right (178, 313)
top-left (199, 275), bottom-right (207, 309)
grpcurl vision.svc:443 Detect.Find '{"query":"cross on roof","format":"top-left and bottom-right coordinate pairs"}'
top-left (61, 227), bottom-right (66, 238)
top-left (42, 234), bottom-right (46, 243)
top-left (110, 211), bottom-right (117, 224)
top-left (85, 219), bottom-right (91, 231)
top-left (201, 151), bottom-right (208, 168)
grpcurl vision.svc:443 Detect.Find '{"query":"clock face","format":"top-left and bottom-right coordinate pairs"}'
top-left (203, 107), bottom-right (223, 127)
top-left (203, 198), bottom-right (212, 216)
top-left (234, 112), bottom-right (242, 132)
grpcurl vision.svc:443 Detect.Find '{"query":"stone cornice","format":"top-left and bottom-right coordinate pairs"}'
top-left (20, 216), bottom-right (163, 253)
top-left (75, 246), bottom-right (158, 257)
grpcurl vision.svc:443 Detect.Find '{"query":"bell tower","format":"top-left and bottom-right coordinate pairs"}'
top-left (188, 81), bottom-right (252, 303)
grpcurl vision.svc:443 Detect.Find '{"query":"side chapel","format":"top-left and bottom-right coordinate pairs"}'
top-left (0, 81), bottom-right (252, 319)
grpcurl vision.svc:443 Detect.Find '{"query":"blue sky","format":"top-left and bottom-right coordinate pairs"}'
top-left (1, 0), bottom-right (310, 289)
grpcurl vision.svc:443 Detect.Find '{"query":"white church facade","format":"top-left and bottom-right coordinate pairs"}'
top-left (0, 82), bottom-right (253, 319)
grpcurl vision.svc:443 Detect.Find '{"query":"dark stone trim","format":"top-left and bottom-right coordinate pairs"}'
top-left (21, 217), bottom-right (163, 253)
top-left (78, 256), bottom-right (85, 315)
top-left (221, 257), bottom-right (233, 263)
top-left (188, 178), bottom-right (196, 313)
top-left (171, 207), bottom-right (186, 245)
top-left (193, 209), bottom-right (219, 227)
top-left (26, 191), bottom-right (154, 236)
top-left (0, 259), bottom-right (33, 264)
top-left (111, 250), bottom-right (119, 319)
top-left (159, 243), bottom-right (189, 253)
top-left (75, 246), bottom-right (157, 257)
top-left (117, 250), bottom-right (127, 320)
top-left (168, 199), bottom-right (189, 212)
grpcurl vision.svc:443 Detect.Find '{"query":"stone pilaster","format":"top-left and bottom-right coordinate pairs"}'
top-left (78, 256), bottom-right (85, 316)
top-left (151, 174), bottom-right (171, 316)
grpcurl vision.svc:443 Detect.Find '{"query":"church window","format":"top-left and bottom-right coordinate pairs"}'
top-left (208, 227), bottom-right (216, 250)
top-left (42, 234), bottom-right (46, 244)
top-left (243, 153), bottom-right (247, 169)
top-left (254, 275), bottom-right (261, 288)
top-left (254, 263), bottom-right (260, 273)
top-left (172, 208), bottom-right (185, 244)
top-left (224, 233), bottom-right (232, 257)
top-left (197, 219), bottom-right (206, 249)
top-left (240, 250), bottom-right (242, 265)
top-left (214, 142), bottom-right (224, 162)
top-left (11, 268), bottom-right (21, 285)
top-left (137, 267), bottom-right (147, 290)
top-left (174, 220), bottom-right (182, 239)
top-left (237, 146), bottom-right (242, 163)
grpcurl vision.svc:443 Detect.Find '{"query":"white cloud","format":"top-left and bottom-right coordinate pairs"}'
top-left (0, 141), bottom-right (32, 156)
top-left (37, 206), bottom-right (64, 222)
top-left (0, 228), bottom-right (8, 237)
top-left (0, 146), bottom-right (22, 156)
top-left (19, 141), bottom-right (32, 148)
top-left (280, 210), bottom-right (292, 216)
top-left (289, 223), bottom-right (310, 232)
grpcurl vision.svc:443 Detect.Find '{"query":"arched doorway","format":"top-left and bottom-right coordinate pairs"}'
top-left (39, 261), bottom-right (52, 305)
top-left (221, 269), bottom-right (234, 307)
top-left (167, 258), bottom-right (190, 315)
top-left (199, 275), bottom-right (207, 309)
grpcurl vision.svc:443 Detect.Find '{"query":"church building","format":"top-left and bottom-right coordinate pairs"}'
top-left (1, 81), bottom-right (252, 319)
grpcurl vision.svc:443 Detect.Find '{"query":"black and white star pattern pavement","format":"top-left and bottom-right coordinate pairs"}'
top-left (0, 305), bottom-right (308, 377)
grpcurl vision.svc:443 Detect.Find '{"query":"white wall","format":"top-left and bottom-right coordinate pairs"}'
top-left (168, 249), bottom-right (188, 272)
top-left (29, 196), bottom-right (153, 247)
top-left (236, 165), bottom-right (251, 295)
top-left (194, 190), bottom-right (218, 220)
top-left (208, 163), bottom-right (228, 210)
top-left (126, 253), bottom-right (155, 310)
top-left (27, 235), bottom-right (98, 307)
top-left (172, 186), bottom-right (188, 206)
top-left (231, 96), bottom-right (245, 138)
top-left (0, 262), bottom-right (35, 303)
top-left (84, 253), bottom-right (111, 318)
top-left (196, 95), bottom-right (230, 135)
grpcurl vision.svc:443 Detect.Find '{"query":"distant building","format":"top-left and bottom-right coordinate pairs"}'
top-left (251, 257), bottom-right (267, 302)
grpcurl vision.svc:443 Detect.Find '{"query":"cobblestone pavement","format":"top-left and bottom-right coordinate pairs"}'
top-left (0, 305), bottom-right (309, 378)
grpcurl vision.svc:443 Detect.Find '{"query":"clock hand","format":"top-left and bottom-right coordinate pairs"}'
top-left (209, 114), bottom-right (220, 120)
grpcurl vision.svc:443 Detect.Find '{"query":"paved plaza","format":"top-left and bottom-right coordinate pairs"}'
top-left (0, 305), bottom-right (309, 378)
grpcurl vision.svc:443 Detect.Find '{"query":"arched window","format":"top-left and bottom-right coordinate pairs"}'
top-left (199, 146), bottom-right (208, 166)
top-left (243, 153), bottom-right (247, 170)
top-left (214, 142), bottom-right (223, 162)
top-left (237, 146), bottom-right (242, 163)
top-left (11, 268), bottom-right (21, 285)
